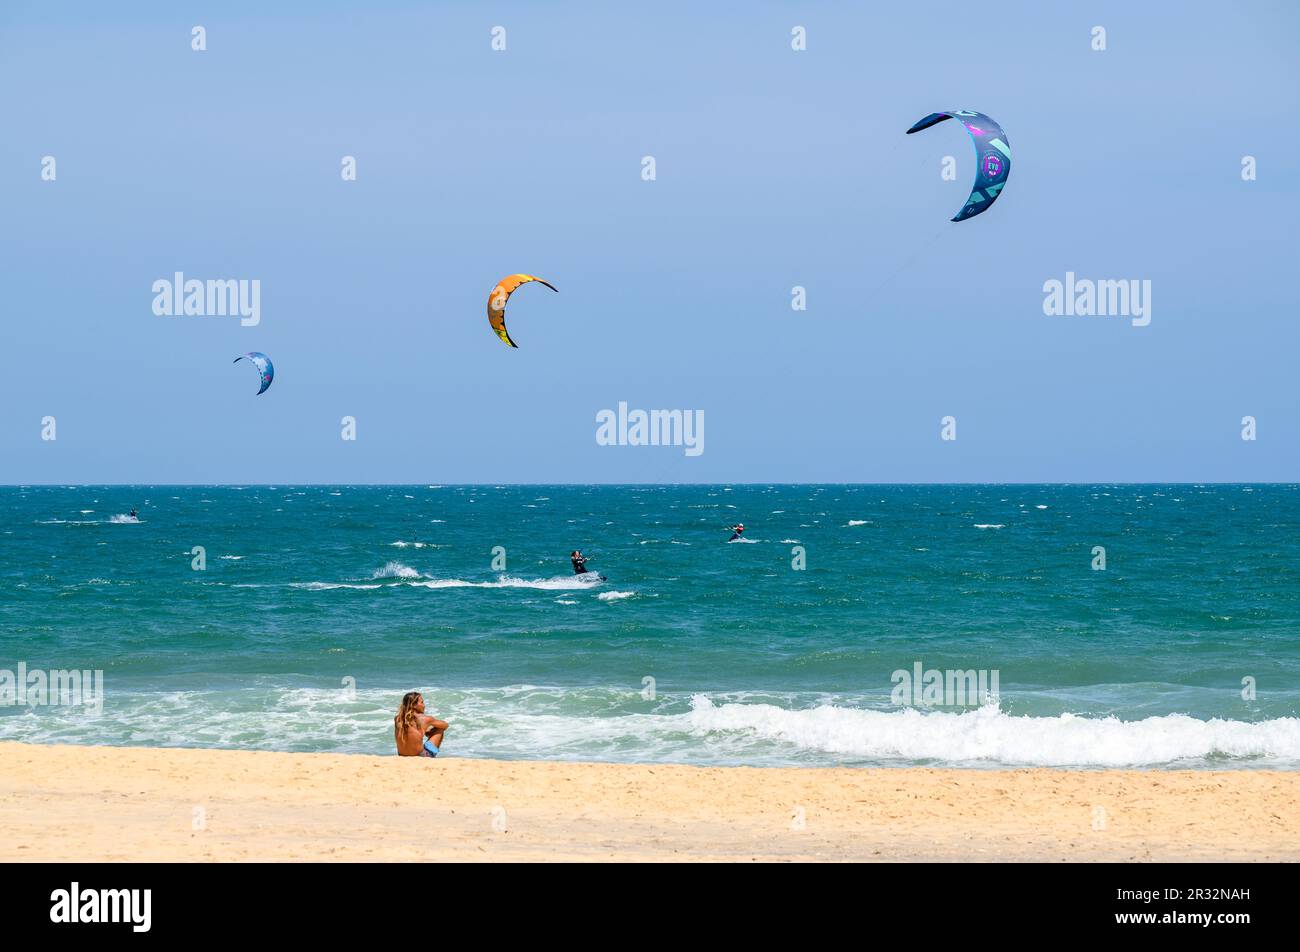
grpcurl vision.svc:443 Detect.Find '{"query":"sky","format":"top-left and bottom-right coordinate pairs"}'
top-left (1, 0), bottom-right (1297, 483)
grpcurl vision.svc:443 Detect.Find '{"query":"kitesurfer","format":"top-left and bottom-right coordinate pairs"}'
top-left (571, 550), bottom-right (590, 575)
top-left (728, 523), bottom-right (744, 541)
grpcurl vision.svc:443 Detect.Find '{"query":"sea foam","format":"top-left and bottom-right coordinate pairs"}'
top-left (371, 561), bottom-right (422, 580)
top-left (686, 697), bottom-right (1300, 767)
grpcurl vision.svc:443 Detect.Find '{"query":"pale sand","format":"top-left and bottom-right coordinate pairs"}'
top-left (2, 742), bottom-right (1296, 862)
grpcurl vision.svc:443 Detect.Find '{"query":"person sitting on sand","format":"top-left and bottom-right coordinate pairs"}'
top-left (394, 691), bottom-right (448, 758)
top-left (570, 550), bottom-right (590, 575)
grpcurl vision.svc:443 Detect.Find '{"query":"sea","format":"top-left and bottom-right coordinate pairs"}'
top-left (2, 484), bottom-right (1299, 769)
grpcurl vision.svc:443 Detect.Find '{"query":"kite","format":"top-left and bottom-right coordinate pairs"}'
top-left (487, 274), bottom-right (557, 348)
top-left (906, 110), bottom-right (1011, 222)
top-left (233, 352), bottom-right (274, 394)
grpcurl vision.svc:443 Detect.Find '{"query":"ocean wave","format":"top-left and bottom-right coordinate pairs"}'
top-left (251, 572), bottom-right (607, 593)
top-left (6, 682), bottom-right (1300, 769)
top-left (597, 590), bottom-right (636, 601)
top-left (289, 582), bottom-right (383, 591)
top-left (687, 697), bottom-right (1300, 767)
top-left (371, 561), bottom-right (423, 580)
top-left (973, 524), bottom-right (1004, 529)
top-left (846, 519), bottom-right (870, 526)
top-left (411, 574), bottom-right (605, 591)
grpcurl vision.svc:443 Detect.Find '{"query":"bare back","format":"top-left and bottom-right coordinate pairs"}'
top-left (394, 713), bottom-right (438, 756)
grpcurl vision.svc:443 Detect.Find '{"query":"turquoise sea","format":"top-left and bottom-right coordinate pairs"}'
top-left (2, 484), bottom-right (1299, 769)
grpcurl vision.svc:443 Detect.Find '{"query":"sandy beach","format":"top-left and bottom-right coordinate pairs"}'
top-left (2, 742), bottom-right (1297, 862)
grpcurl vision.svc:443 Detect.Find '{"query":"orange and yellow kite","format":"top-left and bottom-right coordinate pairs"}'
top-left (487, 273), bottom-right (558, 348)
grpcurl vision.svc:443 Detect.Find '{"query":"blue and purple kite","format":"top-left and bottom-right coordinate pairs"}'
top-left (907, 110), bottom-right (1011, 222)
top-left (233, 352), bottom-right (274, 395)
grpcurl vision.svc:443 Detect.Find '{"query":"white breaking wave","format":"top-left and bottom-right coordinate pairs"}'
top-left (727, 537), bottom-right (759, 544)
top-left (973, 524), bottom-right (1005, 529)
top-left (4, 683), bottom-right (1299, 770)
top-left (372, 561), bottom-right (422, 580)
top-left (411, 574), bottom-right (605, 591)
top-left (42, 515), bottom-right (138, 525)
top-left (289, 582), bottom-right (383, 591)
top-left (279, 572), bottom-right (605, 592)
top-left (846, 519), bottom-right (870, 526)
top-left (686, 697), bottom-right (1300, 767)
top-left (597, 590), bottom-right (636, 601)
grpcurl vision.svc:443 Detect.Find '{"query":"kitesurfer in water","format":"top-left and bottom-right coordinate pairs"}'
top-left (571, 550), bottom-right (590, 575)
top-left (129, 508), bottom-right (138, 519)
top-left (727, 523), bottom-right (744, 541)
top-left (394, 691), bottom-right (448, 758)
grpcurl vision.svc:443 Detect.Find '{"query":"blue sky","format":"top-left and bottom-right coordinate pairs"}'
top-left (2, 0), bottom-right (1297, 483)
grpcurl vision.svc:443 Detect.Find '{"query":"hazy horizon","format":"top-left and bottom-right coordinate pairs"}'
top-left (5, 480), bottom-right (1299, 488)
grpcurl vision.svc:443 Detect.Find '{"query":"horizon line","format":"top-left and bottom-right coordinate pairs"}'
top-left (3, 481), bottom-right (1297, 489)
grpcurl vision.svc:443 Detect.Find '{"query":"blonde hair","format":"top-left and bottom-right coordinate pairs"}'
top-left (395, 691), bottom-right (423, 730)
